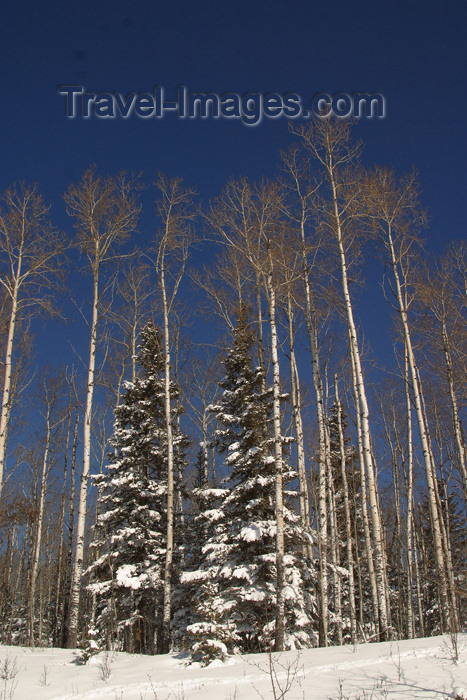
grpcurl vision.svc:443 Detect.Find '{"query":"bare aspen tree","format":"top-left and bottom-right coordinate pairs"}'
top-left (293, 119), bottom-right (390, 640)
top-left (416, 244), bottom-right (467, 507)
top-left (327, 447), bottom-right (342, 644)
top-left (207, 178), bottom-right (292, 650)
top-left (0, 184), bottom-right (66, 497)
top-left (403, 349), bottom-right (416, 638)
top-left (52, 369), bottom-right (76, 645)
top-left (272, 215), bottom-right (313, 564)
top-left (64, 166), bottom-right (139, 648)
top-left (366, 166), bottom-right (457, 632)
top-left (379, 380), bottom-right (408, 637)
top-left (61, 371), bottom-right (80, 647)
top-left (265, 261), bottom-right (287, 652)
top-left (152, 174), bottom-right (196, 653)
top-left (334, 375), bottom-right (357, 644)
top-left (29, 377), bottom-right (55, 645)
top-left (280, 146), bottom-right (331, 644)
top-left (283, 288), bottom-right (313, 562)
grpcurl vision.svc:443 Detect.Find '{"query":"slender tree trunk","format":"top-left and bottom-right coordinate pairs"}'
top-left (350, 349), bottom-right (380, 637)
top-left (385, 225), bottom-right (456, 632)
top-left (327, 457), bottom-right (343, 644)
top-left (160, 256), bottom-right (175, 654)
top-left (329, 165), bottom-right (389, 640)
top-left (40, 523), bottom-right (54, 644)
top-left (172, 327), bottom-right (185, 529)
top-left (7, 526), bottom-right (21, 644)
top-left (67, 265), bottom-right (99, 648)
top-left (255, 272), bottom-right (267, 396)
top-left (421, 378), bottom-right (459, 631)
top-left (413, 521), bottom-right (425, 637)
top-left (201, 408), bottom-right (209, 485)
top-left (441, 320), bottom-right (467, 506)
top-left (335, 376), bottom-right (357, 644)
top-left (0, 528), bottom-right (11, 638)
top-left (62, 396), bottom-right (79, 646)
top-left (286, 291), bottom-right (312, 562)
top-left (0, 271), bottom-right (20, 497)
top-left (29, 402), bottom-right (52, 646)
top-left (404, 350), bottom-right (415, 639)
top-left (298, 218), bottom-right (329, 646)
top-left (383, 402), bottom-right (404, 636)
top-left (53, 376), bottom-right (75, 645)
top-left (264, 270), bottom-right (286, 652)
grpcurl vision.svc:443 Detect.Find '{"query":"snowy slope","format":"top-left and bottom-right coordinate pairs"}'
top-left (1, 634), bottom-right (466, 699)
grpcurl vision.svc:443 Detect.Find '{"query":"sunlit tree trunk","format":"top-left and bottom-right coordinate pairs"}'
top-left (67, 266), bottom-right (99, 647)
top-left (64, 167), bottom-right (139, 648)
top-left (286, 292), bottom-right (312, 563)
top-left (335, 376), bottom-right (357, 644)
top-left (385, 222), bottom-right (456, 632)
top-left (160, 250), bottom-right (175, 654)
top-left (0, 270), bottom-right (19, 497)
top-left (327, 455), bottom-right (342, 645)
top-left (62, 390), bottom-right (79, 647)
top-left (294, 172), bottom-right (329, 647)
top-left (350, 349), bottom-right (380, 637)
top-left (331, 195), bottom-right (389, 639)
top-left (154, 175), bottom-right (195, 653)
top-left (293, 120), bottom-right (389, 640)
top-left (29, 411), bottom-right (51, 646)
top-left (265, 269), bottom-right (286, 652)
top-left (441, 319), bottom-right (467, 505)
top-left (404, 351), bottom-right (415, 639)
top-left (29, 376), bottom-right (62, 646)
top-left (0, 185), bottom-right (65, 497)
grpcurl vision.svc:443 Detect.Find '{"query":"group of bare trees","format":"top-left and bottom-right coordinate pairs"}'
top-left (0, 119), bottom-right (465, 654)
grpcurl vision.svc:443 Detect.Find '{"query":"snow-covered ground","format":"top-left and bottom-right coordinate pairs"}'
top-left (1, 634), bottom-right (466, 699)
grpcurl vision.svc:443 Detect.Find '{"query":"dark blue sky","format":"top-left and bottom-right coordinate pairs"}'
top-left (1, 0), bottom-right (466, 369)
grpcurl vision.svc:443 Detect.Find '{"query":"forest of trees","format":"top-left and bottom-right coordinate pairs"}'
top-left (0, 119), bottom-right (465, 662)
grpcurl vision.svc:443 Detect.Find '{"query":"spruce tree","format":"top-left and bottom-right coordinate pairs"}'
top-left (87, 320), bottom-right (187, 654)
top-left (182, 306), bottom-right (315, 664)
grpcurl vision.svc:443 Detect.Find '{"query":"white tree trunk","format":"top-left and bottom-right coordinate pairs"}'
top-left (327, 454), bottom-right (342, 644)
top-left (385, 225), bottom-right (456, 632)
top-left (67, 268), bottom-right (99, 648)
top-left (349, 348), bottom-right (380, 637)
top-left (441, 320), bottom-right (467, 506)
top-left (0, 270), bottom-right (20, 497)
top-left (404, 350), bottom-right (415, 639)
top-left (298, 217), bottom-right (329, 646)
top-left (334, 376), bottom-right (357, 644)
top-left (329, 169), bottom-right (389, 640)
top-left (265, 271), bottom-right (286, 652)
top-left (413, 522), bottom-right (425, 637)
top-left (161, 256), bottom-right (175, 654)
top-left (54, 413), bottom-right (70, 644)
top-left (29, 404), bottom-right (51, 646)
top-left (286, 292), bottom-right (312, 562)
top-left (255, 272), bottom-right (267, 397)
top-left (62, 395), bottom-right (79, 646)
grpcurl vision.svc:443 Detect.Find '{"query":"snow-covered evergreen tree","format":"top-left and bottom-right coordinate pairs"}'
top-left (86, 320), bottom-right (187, 654)
top-left (172, 448), bottom-right (220, 644)
top-left (182, 306), bottom-right (316, 663)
